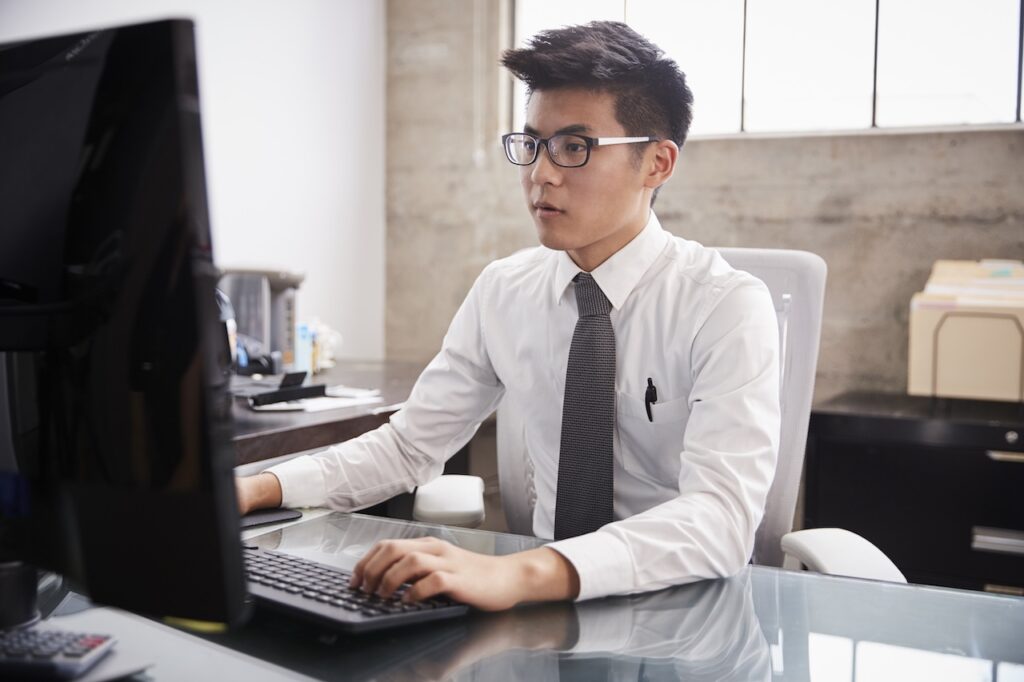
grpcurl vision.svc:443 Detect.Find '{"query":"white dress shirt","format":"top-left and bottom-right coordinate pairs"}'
top-left (267, 212), bottom-right (780, 601)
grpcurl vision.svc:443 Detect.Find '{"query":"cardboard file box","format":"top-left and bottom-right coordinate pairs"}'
top-left (908, 260), bottom-right (1024, 403)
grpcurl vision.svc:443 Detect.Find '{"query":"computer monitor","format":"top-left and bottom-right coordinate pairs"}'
top-left (0, 19), bottom-right (247, 626)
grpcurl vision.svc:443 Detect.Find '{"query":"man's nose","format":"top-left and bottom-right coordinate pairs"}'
top-left (529, 143), bottom-right (562, 185)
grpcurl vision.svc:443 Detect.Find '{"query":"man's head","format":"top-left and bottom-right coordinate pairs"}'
top-left (501, 22), bottom-right (693, 270)
top-left (503, 21), bottom-right (693, 155)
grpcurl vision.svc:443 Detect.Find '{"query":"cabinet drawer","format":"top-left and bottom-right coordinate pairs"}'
top-left (805, 439), bottom-right (1024, 591)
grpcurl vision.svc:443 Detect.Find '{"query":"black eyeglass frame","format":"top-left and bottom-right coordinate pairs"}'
top-left (500, 132), bottom-right (660, 168)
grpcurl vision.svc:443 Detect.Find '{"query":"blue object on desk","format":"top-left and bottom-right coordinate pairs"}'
top-left (294, 324), bottom-right (313, 374)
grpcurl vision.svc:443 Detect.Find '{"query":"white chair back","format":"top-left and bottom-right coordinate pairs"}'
top-left (497, 248), bottom-right (828, 568)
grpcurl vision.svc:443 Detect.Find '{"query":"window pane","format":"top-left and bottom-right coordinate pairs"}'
top-left (997, 662), bottom-right (1024, 682)
top-left (856, 641), bottom-right (992, 682)
top-left (628, 0), bottom-right (744, 135)
top-left (876, 0), bottom-right (1020, 126)
top-left (808, 632), bottom-right (854, 682)
top-left (511, 0), bottom-right (624, 132)
top-left (744, 0), bottom-right (875, 132)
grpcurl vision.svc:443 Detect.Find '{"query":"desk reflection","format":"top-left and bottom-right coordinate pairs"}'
top-left (402, 572), bottom-right (770, 682)
top-left (237, 513), bottom-right (769, 681)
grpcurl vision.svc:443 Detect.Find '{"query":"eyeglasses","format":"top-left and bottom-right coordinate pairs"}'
top-left (501, 132), bottom-right (659, 168)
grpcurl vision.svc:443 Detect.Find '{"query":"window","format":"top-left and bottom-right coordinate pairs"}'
top-left (875, 0), bottom-right (1021, 126)
top-left (511, 0), bottom-right (623, 134)
top-left (628, 0), bottom-right (745, 135)
top-left (856, 641), bottom-right (993, 681)
top-left (511, 0), bottom-right (1024, 135)
top-left (744, 0), bottom-right (875, 132)
top-left (808, 632), bottom-right (855, 682)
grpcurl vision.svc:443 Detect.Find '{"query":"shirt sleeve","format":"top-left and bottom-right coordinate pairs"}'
top-left (266, 268), bottom-right (505, 510)
top-left (548, 276), bottom-right (781, 600)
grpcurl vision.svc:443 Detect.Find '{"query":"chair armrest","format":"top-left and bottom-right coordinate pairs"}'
top-left (781, 528), bottom-right (907, 583)
top-left (412, 475), bottom-right (486, 528)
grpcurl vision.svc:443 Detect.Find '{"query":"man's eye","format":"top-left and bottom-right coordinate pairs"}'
top-left (564, 143), bottom-right (585, 153)
top-left (523, 140), bottom-right (537, 151)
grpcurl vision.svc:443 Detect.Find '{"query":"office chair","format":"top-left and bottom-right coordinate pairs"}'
top-left (413, 248), bottom-right (905, 584)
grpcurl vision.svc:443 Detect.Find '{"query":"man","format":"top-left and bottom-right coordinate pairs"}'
top-left (237, 21), bottom-right (780, 611)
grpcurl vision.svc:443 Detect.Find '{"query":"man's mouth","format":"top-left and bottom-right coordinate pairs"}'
top-left (533, 201), bottom-right (564, 217)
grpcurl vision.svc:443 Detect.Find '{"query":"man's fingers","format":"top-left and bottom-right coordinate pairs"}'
top-left (351, 537), bottom-right (450, 591)
top-left (403, 571), bottom-right (455, 603)
top-left (351, 541), bottom-right (401, 590)
top-left (377, 552), bottom-right (441, 599)
top-left (349, 542), bottom-right (385, 589)
top-left (354, 539), bottom-right (424, 594)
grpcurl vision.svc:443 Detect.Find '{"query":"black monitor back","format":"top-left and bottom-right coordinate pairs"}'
top-left (0, 19), bottom-right (247, 625)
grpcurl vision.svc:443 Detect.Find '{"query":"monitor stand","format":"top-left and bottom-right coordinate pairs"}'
top-left (0, 561), bottom-right (40, 630)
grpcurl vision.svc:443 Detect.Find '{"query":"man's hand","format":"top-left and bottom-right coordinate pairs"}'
top-left (349, 537), bottom-right (580, 611)
top-left (235, 472), bottom-right (283, 516)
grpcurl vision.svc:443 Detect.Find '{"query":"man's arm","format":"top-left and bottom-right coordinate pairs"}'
top-left (348, 537), bottom-right (580, 611)
top-left (236, 472), bottom-right (282, 515)
top-left (237, 267), bottom-right (504, 513)
top-left (234, 475), bottom-right (583, 609)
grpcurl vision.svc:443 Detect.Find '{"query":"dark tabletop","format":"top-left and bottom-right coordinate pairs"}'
top-left (213, 513), bottom-right (1024, 682)
top-left (231, 360), bottom-right (424, 466)
top-left (814, 390), bottom-right (1024, 426)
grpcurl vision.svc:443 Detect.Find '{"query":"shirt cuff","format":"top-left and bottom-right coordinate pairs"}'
top-left (547, 531), bottom-right (635, 601)
top-left (264, 455), bottom-right (327, 508)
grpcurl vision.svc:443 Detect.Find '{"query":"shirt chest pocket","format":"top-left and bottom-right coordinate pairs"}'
top-left (615, 390), bottom-right (690, 486)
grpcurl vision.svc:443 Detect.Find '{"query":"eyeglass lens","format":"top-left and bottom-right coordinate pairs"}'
top-left (505, 134), bottom-right (589, 167)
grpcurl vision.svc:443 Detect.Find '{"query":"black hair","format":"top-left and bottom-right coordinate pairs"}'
top-left (501, 21), bottom-right (694, 150)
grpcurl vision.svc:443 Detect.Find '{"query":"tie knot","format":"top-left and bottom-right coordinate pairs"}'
top-left (573, 273), bottom-right (611, 317)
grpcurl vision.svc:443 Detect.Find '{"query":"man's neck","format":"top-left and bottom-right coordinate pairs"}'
top-left (567, 211), bottom-right (649, 272)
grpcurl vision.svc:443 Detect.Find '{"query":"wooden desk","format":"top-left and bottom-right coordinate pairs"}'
top-left (231, 360), bottom-right (423, 466)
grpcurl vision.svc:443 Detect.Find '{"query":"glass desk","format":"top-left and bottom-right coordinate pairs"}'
top-left (206, 512), bottom-right (1024, 681)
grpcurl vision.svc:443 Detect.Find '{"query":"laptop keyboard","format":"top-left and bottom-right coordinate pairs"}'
top-left (243, 547), bottom-right (468, 633)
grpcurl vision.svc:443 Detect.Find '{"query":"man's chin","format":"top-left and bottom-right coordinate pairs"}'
top-left (534, 223), bottom-right (579, 252)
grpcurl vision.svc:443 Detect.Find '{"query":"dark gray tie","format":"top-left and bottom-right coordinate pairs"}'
top-left (554, 272), bottom-right (615, 540)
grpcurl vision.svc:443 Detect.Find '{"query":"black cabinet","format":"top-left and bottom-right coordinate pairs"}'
top-left (805, 392), bottom-right (1024, 594)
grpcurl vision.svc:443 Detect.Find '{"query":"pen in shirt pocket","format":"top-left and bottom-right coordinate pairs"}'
top-left (645, 377), bottom-right (657, 422)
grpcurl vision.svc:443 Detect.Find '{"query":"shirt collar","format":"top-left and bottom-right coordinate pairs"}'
top-left (552, 212), bottom-right (669, 310)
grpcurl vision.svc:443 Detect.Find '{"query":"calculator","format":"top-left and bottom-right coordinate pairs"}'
top-left (0, 626), bottom-right (115, 679)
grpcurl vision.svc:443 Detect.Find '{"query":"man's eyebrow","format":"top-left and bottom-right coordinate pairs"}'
top-left (522, 123), bottom-right (592, 136)
top-left (555, 123), bottom-right (591, 135)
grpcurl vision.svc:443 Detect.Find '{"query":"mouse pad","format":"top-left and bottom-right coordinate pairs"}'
top-left (241, 508), bottom-right (303, 529)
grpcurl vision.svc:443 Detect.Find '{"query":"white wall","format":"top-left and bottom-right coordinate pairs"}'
top-left (0, 0), bottom-right (386, 360)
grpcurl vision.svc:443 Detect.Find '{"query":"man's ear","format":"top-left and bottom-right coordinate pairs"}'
top-left (644, 139), bottom-right (679, 191)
